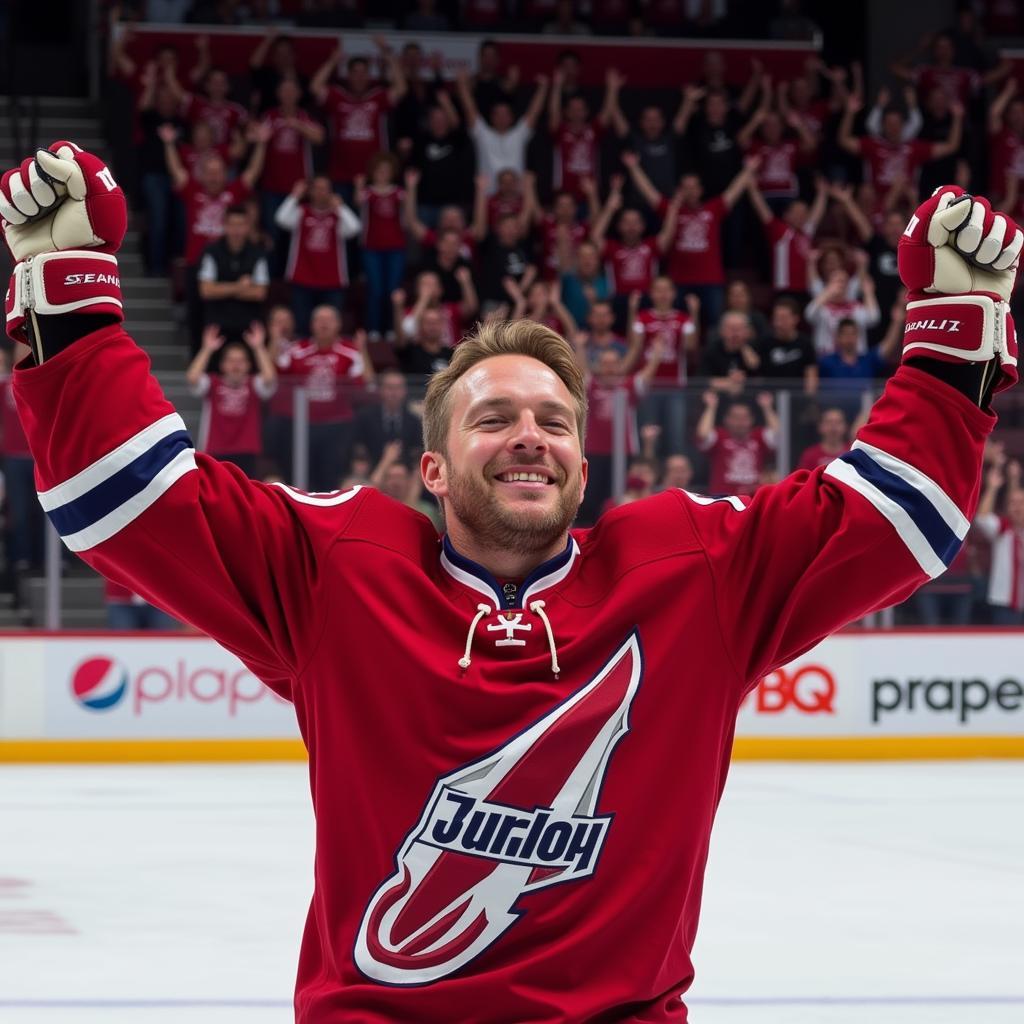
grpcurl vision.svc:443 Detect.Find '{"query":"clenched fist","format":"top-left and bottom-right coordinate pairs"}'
top-left (0, 141), bottom-right (127, 262)
top-left (898, 186), bottom-right (1021, 396)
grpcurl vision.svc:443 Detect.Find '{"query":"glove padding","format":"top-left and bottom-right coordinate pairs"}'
top-left (6, 250), bottom-right (123, 346)
top-left (0, 141), bottom-right (127, 262)
top-left (898, 186), bottom-right (1021, 395)
top-left (898, 185), bottom-right (1022, 301)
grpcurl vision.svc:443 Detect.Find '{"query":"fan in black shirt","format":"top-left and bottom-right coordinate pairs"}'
top-left (755, 297), bottom-right (819, 391)
top-left (396, 305), bottom-right (456, 378)
top-left (478, 215), bottom-right (538, 310)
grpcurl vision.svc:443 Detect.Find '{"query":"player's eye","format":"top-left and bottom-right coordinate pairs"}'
top-left (478, 417), bottom-right (505, 427)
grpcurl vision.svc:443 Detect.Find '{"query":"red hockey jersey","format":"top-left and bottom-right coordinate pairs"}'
top-left (13, 325), bottom-right (991, 1022)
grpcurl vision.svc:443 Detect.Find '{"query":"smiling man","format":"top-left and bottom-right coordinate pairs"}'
top-left (1, 143), bottom-right (1021, 1022)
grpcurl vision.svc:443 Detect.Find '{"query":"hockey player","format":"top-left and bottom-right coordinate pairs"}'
top-left (1, 141), bottom-right (1020, 1022)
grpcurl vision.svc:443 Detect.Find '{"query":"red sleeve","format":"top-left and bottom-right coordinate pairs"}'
top-left (671, 366), bottom-right (992, 687)
top-left (765, 218), bottom-right (785, 242)
top-left (12, 325), bottom-right (368, 696)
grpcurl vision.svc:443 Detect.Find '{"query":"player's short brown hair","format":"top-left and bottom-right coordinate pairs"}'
top-left (423, 319), bottom-right (588, 455)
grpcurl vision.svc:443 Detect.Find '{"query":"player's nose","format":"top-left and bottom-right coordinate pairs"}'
top-left (508, 412), bottom-right (548, 452)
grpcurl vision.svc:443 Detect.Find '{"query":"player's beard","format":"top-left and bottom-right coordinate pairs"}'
top-left (445, 459), bottom-right (583, 556)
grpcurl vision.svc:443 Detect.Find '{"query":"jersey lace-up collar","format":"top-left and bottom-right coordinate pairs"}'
top-left (441, 535), bottom-right (580, 678)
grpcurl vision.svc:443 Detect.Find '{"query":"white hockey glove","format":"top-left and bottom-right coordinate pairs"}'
top-left (898, 185), bottom-right (1021, 395)
top-left (0, 142), bottom-right (127, 359)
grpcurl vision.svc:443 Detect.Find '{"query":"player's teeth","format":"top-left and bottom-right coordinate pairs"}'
top-left (502, 472), bottom-right (546, 482)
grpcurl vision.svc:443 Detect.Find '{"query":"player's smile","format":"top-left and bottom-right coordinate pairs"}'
top-left (492, 465), bottom-right (559, 493)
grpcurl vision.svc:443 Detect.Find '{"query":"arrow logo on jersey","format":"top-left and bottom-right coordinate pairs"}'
top-left (353, 631), bottom-right (644, 985)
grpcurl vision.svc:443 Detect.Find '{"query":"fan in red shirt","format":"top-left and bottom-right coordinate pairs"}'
top-left (260, 79), bottom-right (325, 200)
top-left (405, 170), bottom-right (483, 264)
top-left (740, 108), bottom-right (815, 209)
top-left (591, 177), bottom-right (659, 299)
top-left (534, 189), bottom-right (593, 282)
top-left (797, 406), bottom-right (852, 472)
top-left (838, 94), bottom-right (963, 194)
top-left (624, 152), bottom-right (758, 328)
top-left (483, 169), bottom-right (527, 232)
top-left (893, 32), bottom-right (982, 106)
top-left (578, 338), bottom-right (664, 524)
top-left (275, 176), bottom-right (362, 335)
top-left (548, 68), bottom-right (621, 199)
top-left (518, 281), bottom-right (576, 337)
top-left (599, 214), bottom-right (660, 296)
top-left (159, 124), bottom-right (269, 359)
top-left (311, 39), bottom-right (407, 191)
top-left (175, 66), bottom-right (248, 149)
top-left (748, 176), bottom-right (828, 296)
top-left (356, 152), bottom-right (408, 340)
top-left (393, 272), bottom-right (472, 355)
top-left (186, 323), bottom-right (279, 479)
top-left (778, 70), bottom-right (844, 167)
top-left (696, 390), bottom-right (779, 497)
top-left (275, 306), bottom-right (373, 491)
top-left (630, 276), bottom-right (699, 457)
top-left (175, 120), bottom-right (239, 184)
top-left (156, 37), bottom-right (243, 147)
top-left (988, 78), bottom-right (1024, 203)
top-left (160, 123), bottom-right (269, 265)
top-left (629, 276), bottom-right (698, 387)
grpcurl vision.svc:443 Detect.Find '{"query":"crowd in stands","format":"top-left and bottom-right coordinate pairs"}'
top-left (3, 1), bottom-right (1024, 627)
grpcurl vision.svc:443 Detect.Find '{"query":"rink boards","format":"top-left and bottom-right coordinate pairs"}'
top-left (0, 631), bottom-right (1022, 760)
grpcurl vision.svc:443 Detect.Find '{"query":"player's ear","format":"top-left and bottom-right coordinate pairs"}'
top-left (578, 456), bottom-right (588, 507)
top-left (421, 450), bottom-right (448, 499)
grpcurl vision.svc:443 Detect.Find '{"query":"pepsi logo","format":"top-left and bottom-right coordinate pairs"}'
top-left (71, 656), bottom-right (129, 711)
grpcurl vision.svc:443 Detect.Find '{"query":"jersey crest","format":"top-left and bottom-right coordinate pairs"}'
top-left (354, 632), bottom-right (644, 985)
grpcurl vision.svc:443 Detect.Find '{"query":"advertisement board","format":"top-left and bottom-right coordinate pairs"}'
top-left (1, 632), bottom-right (1022, 759)
top-left (41, 637), bottom-right (295, 738)
top-left (736, 633), bottom-right (1024, 737)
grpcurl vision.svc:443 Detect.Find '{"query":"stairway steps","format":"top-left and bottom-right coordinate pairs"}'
top-left (0, 97), bottom-right (220, 625)
top-left (124, 297), bottom-right (176, 313)
top-left (122, 279), bottom-right (172, 299)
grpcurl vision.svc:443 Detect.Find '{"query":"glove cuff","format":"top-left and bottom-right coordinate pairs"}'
top-left (6, 250), bottom-right (123, 350)
top-left (903, 291), bottom-right (1018, 395)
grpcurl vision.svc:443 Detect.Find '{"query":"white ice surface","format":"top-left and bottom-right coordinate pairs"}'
top-left (1, 762), bottom-right (1022, 1023)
